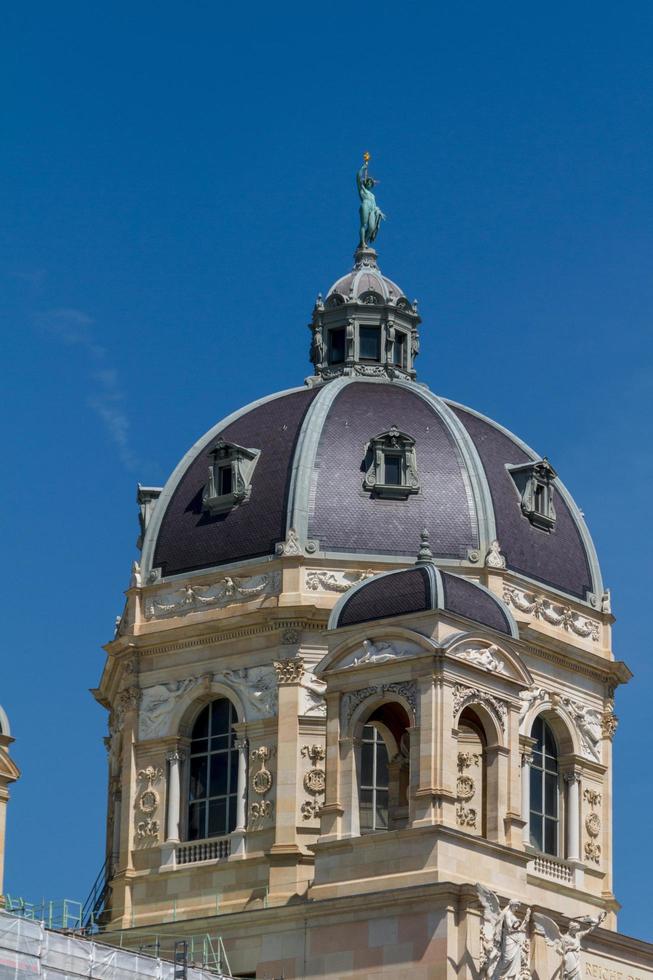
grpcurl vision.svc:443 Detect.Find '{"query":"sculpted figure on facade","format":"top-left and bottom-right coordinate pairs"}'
top-left (476, 884), bottom-right (531, 980)
top-left (357, 153), bottom-right (385, 248)
top-left (532, 912), bottom-right (606, 980)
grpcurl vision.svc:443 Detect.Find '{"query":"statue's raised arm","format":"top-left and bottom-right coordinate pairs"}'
top-left (357, 153), bottom-right (386, 249)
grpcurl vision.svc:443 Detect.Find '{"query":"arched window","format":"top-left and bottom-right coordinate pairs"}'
top-left (530, 716), bottom-right (559, 855)
top-left (188, 699), bottom-right (238, 841)
top-left (359, 723), bottom-right (389, 833)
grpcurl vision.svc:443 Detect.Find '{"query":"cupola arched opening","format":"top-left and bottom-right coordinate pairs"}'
top-left (357, 701), bottom-right (411, 835)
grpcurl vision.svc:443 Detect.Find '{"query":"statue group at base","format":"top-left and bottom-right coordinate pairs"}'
top-left (476, 884), bottom-right (606, 980)
top-left (532, 911), bottom-right (607, 980)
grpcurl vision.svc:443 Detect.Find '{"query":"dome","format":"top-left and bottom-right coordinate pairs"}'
top-left (328, 564), bottom-right (518, 636)
top-left (141, 376), bottom-right (602, 606)
top-left (326, 246), bottom-right (407, 306)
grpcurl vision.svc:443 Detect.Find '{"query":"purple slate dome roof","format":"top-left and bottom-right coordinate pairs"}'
top-left (139, 243), bottom-right (602, 608)
top-left (329, 564), bottom-right (518, 637)
top-left (142, 377), bottom-right (602, 607)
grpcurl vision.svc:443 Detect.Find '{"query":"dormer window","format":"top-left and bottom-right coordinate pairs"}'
top-left (508, 458), bottom-right (557, 531)
top-left (363, 426), bottom-right (420, 500)
top-left (202, 439), bottom-right (260, 515)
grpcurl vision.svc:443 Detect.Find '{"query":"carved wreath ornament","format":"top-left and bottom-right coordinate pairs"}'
top-left (301, 744), bottom-right (326, 794)
top-left (251, 746), bottom-right (273, 795)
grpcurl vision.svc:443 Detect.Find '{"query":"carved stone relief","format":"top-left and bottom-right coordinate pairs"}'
top-left (485, 540), bottom-right (506, 569)
top-left (305, 569), bottom-right (374, 593)
top-left (451, 643), bottom-right (505, 674)
top-left (299, 670), bottom-right (327, 717)
top-left (250, 747), bottom-right (273, 796)
top-left (341, 681), bottom-right (417, 728)
top-left (561, 697), bottom-right (602, 762)
top-left (518, 687), bottom-right (547, 721)
top-left (452, 684), bottom-right (507, 733)
top-left (341, 638), bottom-right (421, 669)
top-left (503, 585), bottom-right (599, 642)
top-left (223, 666), bottom-right (278, 718)
top-left (135, 766), bottom-right (163, 845)
top-left (583, 787), bottom-right (602, 864)
top-left (144, 572), bottom-right (280, 621)
top-left (139, 677), bottom-right (201, 740)
top-left (300, 744), bottom-right (326, 822)
top-left (249, 800), bottom-right (273, 822)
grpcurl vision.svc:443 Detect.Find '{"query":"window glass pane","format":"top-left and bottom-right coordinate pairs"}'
top-left (375, 741), bottom-right (389, 786)
top-left (210, 754), bottom-right (229, 798)
top-left (208, 797), bottom-right (227, 837)
top-left (384, 454), bottom-right (402, 486)
top-left (360, 788), bottom-right (373, 832)
top-left (228, 795), bottom-right (237, 834)
top-left (188, 801), bottom-right (206, 841)
top-left (375, 790), bottom-right (389, 830)
top-left (530, 814), bottom-right (543, 851)
top-left (544, 773), bottom-right (558, 817)
top-left (193, 706), bottom-right (209, 739)
top-left (190, 756), bottom-right (207, 801)
top-left (329, 328), bottom-right (345, 364)
top-left (360, 327), bottom-right (380, 361)
top-left (361, 740), bottom-right (374, 786)
top-left (544, 725), bottom-right (558, 763)
top-left (544, 817), bottom-right (557, 856)
top-left (218, 466), bottom-right (233, 496)
top-left (393, 333), bottom-right (406, 367)
top-left (531, 717), bottom-right (543, 749)
top-left (530, 771), bottom-right (543, 814)
top-left (211, 699), bottom-right (231, 734)
top-left (211, 733), bottom-right (230, 751)
top-left (191, 738), bottom-right (208, 757)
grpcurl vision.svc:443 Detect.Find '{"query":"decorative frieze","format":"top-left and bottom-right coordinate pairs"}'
top-left (144, 572), bottom-right (280, 621)
top-left (305, 569), bottom-right (374, 593)
top-left (452, 684), bottom-right (507, 733)
top-left (503, 585), bottom-right (600, 642)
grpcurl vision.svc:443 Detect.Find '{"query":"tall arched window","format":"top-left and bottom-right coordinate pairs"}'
top-left (359, 723), bottom-right (389, 833)
top-left (188, 699), bottom-right (238, 841)
top-left (529, 716), bottom-right (559, 855)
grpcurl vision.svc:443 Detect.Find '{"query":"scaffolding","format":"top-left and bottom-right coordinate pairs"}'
top-left (0, 911), bottom-right (233, 980)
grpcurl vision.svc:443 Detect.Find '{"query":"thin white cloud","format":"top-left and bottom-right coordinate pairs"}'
top-left (36, 308), bottom-right (141, 473)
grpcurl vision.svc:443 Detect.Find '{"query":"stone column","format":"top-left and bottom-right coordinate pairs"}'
top-left (230, 737), bottom-right (248, 857)
top-left (521, 752), bottom-right (533, 846)
top-left (565, 770), bottom-right (581, 862)
top-left (320, 691), bottom-right (344, 841)
top-left (111, 790), bottom-right (122, 866)
top-left (165, 750), bottom-right (185, 844)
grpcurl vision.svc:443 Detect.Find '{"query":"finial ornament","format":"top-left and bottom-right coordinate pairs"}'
top-left (357, 152), bottom-right (386, 249)
top-left (416, 528), bottom-right (434, 564)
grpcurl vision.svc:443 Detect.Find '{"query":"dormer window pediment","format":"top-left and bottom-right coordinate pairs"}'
top-left (363, 426), bottom-right (420, 500)
top-left (202, 439), bottom-right (260, 515)
top-left (508, 457), bottom-right (557, 531)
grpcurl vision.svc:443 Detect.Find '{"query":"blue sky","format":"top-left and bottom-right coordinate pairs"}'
top-left (2, 0), bottom-right (652, 941)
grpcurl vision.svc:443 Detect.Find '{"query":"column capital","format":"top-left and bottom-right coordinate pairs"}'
top-left (166, 749), bottom-right (186, 764)
top-left (234, 737), bottom-right (249, 753)
top-left (274, 658), bottom-right (305, 684)
top-left (521, 752), bottom-right (534, 767)
top-left (563, 769), bottom-right (582, 786)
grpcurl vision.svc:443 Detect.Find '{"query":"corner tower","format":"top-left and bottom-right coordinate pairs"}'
top-left (93, 160), bottom-right (649, 980)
